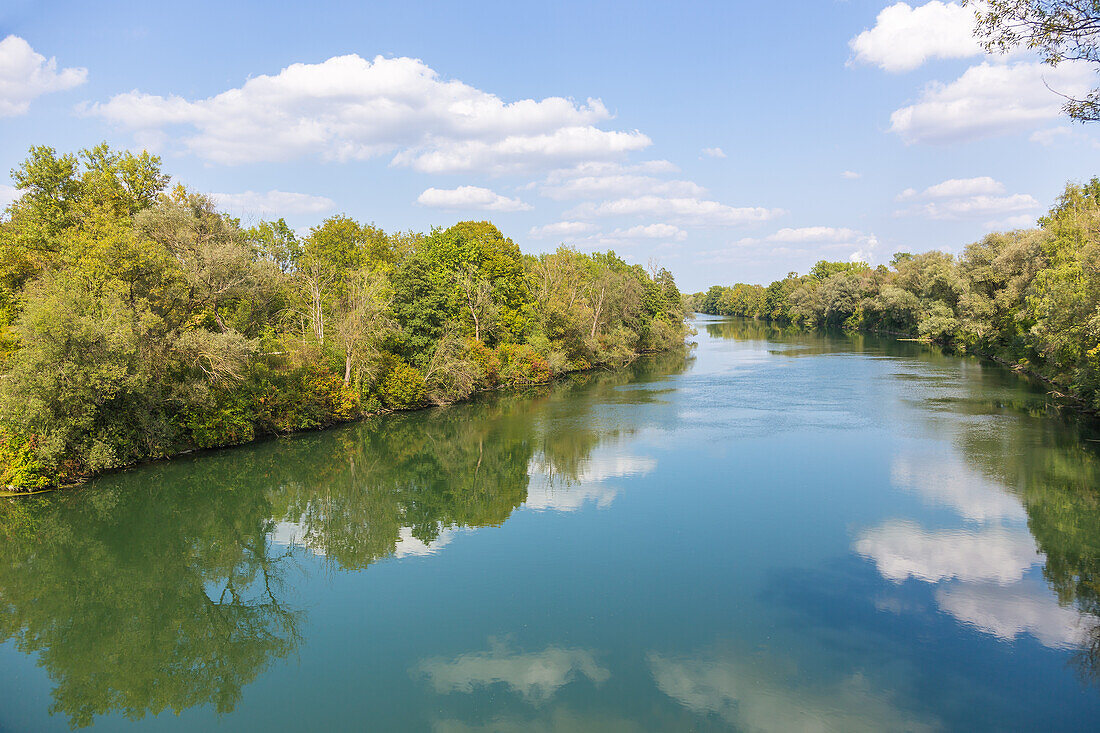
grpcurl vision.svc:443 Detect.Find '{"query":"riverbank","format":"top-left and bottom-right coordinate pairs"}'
top-left (690, 183), bottom-right (1100, 418)
top-left (3, 342), bottom-right (690, 495)
top-left (698, 313), bottom-right (1097, 417)
top-left (1, 144), bottom-right (690, 493)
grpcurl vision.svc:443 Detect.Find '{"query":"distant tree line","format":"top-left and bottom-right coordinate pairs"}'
top-left (691, 178), bottom-right (1100, 411)
top-left (0, 144), bottom-right (688, 491)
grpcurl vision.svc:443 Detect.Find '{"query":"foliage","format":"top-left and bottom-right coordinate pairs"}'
top-left (0, 144), bottom-right (687, 490)
top-left (693, 178), bottom-right (1100, 411)
top-left (0, 353), bottom-right (691, 726)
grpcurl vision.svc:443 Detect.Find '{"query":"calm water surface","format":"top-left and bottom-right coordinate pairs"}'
top-left (4, 316), bottom-right (1100, 731)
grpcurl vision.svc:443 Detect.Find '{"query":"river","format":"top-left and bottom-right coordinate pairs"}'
top-left (2, 316), bottom-right (1100, 731)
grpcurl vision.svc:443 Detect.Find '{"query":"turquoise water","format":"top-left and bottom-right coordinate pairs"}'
top-left (3, 316), bottom-right (1100, 731)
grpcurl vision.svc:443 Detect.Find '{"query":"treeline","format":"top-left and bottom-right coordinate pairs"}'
top-left (0, 144), bottom-right (687, 491)
top-left (691, 178), bottom-right (1100, 412)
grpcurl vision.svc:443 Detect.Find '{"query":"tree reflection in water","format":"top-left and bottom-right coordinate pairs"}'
top-left (709, 316), bottom-right (1100, 686)
top-left (0, 350), bottom-right (689, 727)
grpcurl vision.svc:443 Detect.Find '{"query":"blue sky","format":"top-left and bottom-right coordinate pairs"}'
top-left (2, 0), bottom-right (1099, 290)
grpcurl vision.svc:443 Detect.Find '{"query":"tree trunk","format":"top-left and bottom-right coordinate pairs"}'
top-left (590, 286), bottom-right (605, 339)
top-left (212, 304), bottom-right (228, 333)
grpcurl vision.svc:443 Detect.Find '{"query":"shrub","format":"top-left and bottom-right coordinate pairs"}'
top-left (499, 343), bottom-right (553, 385)
top-left (0, 429), bottom-right (51, 491)
top-left (381, 361), bottom-right (426, 409)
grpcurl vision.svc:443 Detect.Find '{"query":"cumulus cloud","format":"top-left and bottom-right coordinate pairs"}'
top-left (539, 161), bottom-right (705, 200)
top-left (935, 582), bottom-right (1090, 649)
top-left (418, 185), bottom-right (532, 211)
top-left (567, 195), bottom-right (783, 227)
top-left (1029, 125), bottom-right (1100, 149)
top-left (901, 194), bottom-right (1038, 220)
top-left (891, 454), bottom-right (1027, 523)
top-left (902, 176), bottom-right (1005, 199)
top-left (849, 2), bottom-right (982, 72)
top-left (765, 226), bottom-right (864, 243)
top-left (701, 146), bottom-right (727, 158)
top-left (614, 223), bottom-right (688, 241)
top-left (210, 189), bottom-right (336, 216)
top-left (698, 225), bottom-right (878, 266)
top-left (85, 54), bottom-right (650, 171)
top-left (0, 35), bottom-right (87, 116)
top-left (649, 651), bottom-right (939, 732)
top-left (853, 520), bottom-right (1042, 584)
top-left (528, 220), bottom-right (596, 239)
top-left (558, 223), bottom-right (692, 252)
top-left (890, 60), bottom-right (1094, 143)
top-left (842, 170), bottom-right (862, 179)
top-left (392, 526), bottom-right (459, 558)
top-left (984, 213), bottom-right (1037, 230)
top-left (895, 176), bottom-right (1039, 220)
top-left (417, 641), bottom-right (609, 704)
top-left (0, 183), bottom-right (20, 209)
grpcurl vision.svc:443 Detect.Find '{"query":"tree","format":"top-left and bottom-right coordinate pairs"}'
top-left (135, 189), bottom-right (264, 334)
top-left (966, 0), bottom-right (1100, 121)
top-left (333, 267), bottom-right (394, 386)
top-left (424, 221), bottom-right (534, 344)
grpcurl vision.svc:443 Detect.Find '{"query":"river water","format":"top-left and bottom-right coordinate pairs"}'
top-left (3, 316), bottom-right (1100, 731)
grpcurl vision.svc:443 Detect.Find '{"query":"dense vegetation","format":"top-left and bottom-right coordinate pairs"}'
top-left (0, 354), bottom-right (687, 727)
top-left (0, 145), bottom-right (687, 491)
top-left (691, 178), bottom-right (1100, 412)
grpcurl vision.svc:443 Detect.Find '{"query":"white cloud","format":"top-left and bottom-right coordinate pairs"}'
top-left (417, 641), bottom-right (609, 704)
top-left (614, 223), bottom-right (688, 241)
top-left (1029, 125), bottom-right (1100, 149)
top-left (935, 582), bottom-right (1090, 649)
top-left (984, 213), bottom-right (1036, 230)
top-left (649, 651), bottom-right (939, 733)
top-left (853, 520), bottom-right (1042, 584)
top-left (528, 220), bottom-right (596, 239)
top-left (544, 160), bottom-right (677, 180)
top-left (0, 35), bottom-right (86, 116)
top-left (392, 526), bottom-right (458, 558)
top-left (211, 189), bottom-right (336, 216)
top-left (86, 54), bottom-right (650, 171)
top-left (891, 454), bottom-right (1027, 523)
top-left (849, 2), bottom-right (982, 72)
top-left (523, 479), bottom-right (619, 512)
top-left (765, 226), bottom-right (864, 243)
top-left (560, 223), bottom-right (692, 252)
top-left (895, 176), bottom-right (1039, 220)
top-left (919, 176), bottom-right (1005, 198)
top-left (701, 146), bottom-right (727, 158)
top-left (700, 226), bottom-right (878, 266)
top-left (540, 170), bottom-right (705, 201)
top-left (890, 60), bottom-right (1094, 143)
top-left (0, 183), bottom-right (20, 209)
top-left (417, 185), bottom-right (532, 212)
top-left (842, 170), bottom-right (862, 179)
top-left (568, 195), bottom-right (783, 227)
top-left (902, 193), bottom-right (1039, 220)
top-left (1030, 127), bottom-right (1074, 146)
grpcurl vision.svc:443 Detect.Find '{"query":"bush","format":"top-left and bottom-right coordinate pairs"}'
top-left (181, 391), bottom-right (256, 449)
top-left (499, 343), bottom-right (553, 385)
top-left (381, 361), bottom-right (426, 408)
top-left (0, 429), bottom-right (51, 491)
top-left (465, 338), bottom-right (502, 387)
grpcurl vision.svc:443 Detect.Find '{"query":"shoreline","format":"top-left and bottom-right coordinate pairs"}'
top-left (697, 314), bottom-right (1099, 418)
top-left (2, 345), bottom-right (688, 497)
